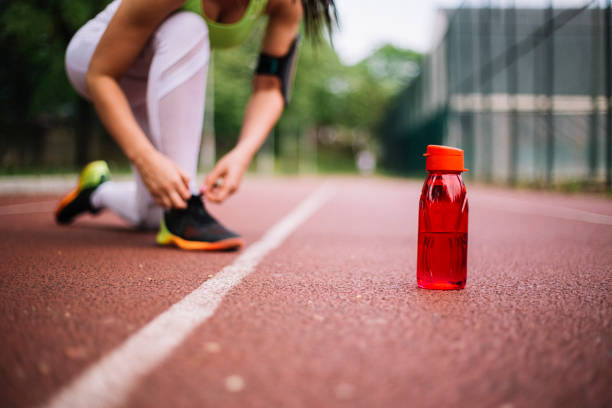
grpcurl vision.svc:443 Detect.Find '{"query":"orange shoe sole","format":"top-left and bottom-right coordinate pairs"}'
top-left (162, 235), bottom-right (244, 251)
top-left (54, 187), bottom-right (80, 219)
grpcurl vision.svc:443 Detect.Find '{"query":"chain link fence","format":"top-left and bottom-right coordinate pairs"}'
top-left (381, 0), bottom-right (612, 190)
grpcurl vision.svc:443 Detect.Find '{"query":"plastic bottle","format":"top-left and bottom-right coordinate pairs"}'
top-left (417, 145), bottom-right (469, 290)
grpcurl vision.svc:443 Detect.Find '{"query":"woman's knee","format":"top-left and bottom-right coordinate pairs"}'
top-left (65, 1), bottom-right (120, 98)
top-left (154, 11), bottom-right (209, 57)
top-left (150, 12), bottom-right (210, 99)
top-left (65, 23), bottom-right (99, 99)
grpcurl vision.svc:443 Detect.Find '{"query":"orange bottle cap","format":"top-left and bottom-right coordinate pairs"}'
top-left (423, 145), bottom-right (468, 172)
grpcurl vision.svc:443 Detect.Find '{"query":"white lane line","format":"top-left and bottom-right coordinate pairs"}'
top-left (472, 196), bottom-right (612, 226)
top-left (0, 200), bottom-right (57, 216)
top-left (40, 184), bottom-right (334, 408)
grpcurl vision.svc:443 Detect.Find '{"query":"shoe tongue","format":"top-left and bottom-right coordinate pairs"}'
top-left (188, 195), bottom-right (203, 208)
top-left (188, 195), bottom-right (214, 221)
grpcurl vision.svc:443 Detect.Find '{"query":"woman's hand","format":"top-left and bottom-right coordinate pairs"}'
top-left (134, 148), bottom-right (191, 209)
top-left (202, 149), bottom-right (250, 203)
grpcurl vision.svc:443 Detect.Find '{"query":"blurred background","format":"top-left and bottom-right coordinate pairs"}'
top-left (1, 0), bottom-right (611, 193)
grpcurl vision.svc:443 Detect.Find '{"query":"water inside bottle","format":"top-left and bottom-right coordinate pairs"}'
top-left (416, 172), bottom-right (468, 290)
top-left (417, 231), bottom-right (467, 289)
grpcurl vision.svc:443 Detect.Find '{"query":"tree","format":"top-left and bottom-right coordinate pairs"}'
top-left (0, 0), bottom-right (111, 169)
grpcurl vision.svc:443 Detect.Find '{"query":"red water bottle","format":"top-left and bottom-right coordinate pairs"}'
top-left (417, 145), bottom-right (468, 290)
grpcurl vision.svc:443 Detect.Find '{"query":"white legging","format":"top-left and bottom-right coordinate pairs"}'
top-left (65, 0), bottom-right (210, 229)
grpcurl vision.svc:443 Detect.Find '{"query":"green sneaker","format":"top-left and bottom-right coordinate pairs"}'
top-left (55, 160), bottom-right (111, 225)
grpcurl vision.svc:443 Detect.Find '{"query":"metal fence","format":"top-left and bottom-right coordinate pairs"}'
top-left (382, 0), bottom-right (612, 189)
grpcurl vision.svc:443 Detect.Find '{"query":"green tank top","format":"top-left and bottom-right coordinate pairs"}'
top-left (181, 0), bottom-right (268, 49)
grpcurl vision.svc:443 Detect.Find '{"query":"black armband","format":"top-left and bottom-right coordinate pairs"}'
top-left (255, 36), bottom-right (300, 106)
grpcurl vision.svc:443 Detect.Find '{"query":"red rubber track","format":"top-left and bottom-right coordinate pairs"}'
top-left (0, 177), bottom-right (610, 407)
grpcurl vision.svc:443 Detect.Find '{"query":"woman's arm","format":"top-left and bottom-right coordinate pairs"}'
top-left (86, 0), bottom-right (192, 209)
top-left (203, 0), bottom-right (302, 203)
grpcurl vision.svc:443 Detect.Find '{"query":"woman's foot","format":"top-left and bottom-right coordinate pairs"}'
top-left (55, 160), bottom-right (111, 224)
top-left (156, 195), bottom-right (243, 251)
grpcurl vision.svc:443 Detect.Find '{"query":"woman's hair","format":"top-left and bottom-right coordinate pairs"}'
top-left (300, 0), bottom-right (338, 41)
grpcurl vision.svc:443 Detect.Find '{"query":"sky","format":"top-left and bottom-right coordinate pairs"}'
top-left (333, 0), bottom-right (595, 65)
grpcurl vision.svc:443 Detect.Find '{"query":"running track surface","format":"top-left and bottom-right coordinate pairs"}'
top-left (1, 176), bottom-right (611, 408)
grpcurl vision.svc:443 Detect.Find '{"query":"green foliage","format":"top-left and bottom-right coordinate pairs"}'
top-left (212, 26), bottom-right (421, 155)
top-left (0, 0), bottom-right (110, 122)
top-left (211, 26), bottom-right (262, 151)
top-left (283, 41), bottom-right (421, 136)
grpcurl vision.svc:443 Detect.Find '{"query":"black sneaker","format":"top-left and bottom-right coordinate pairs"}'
top-left (55, 160), bottom-right (110, 225)
top-left (156, 195), bottom-right (243, 250)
